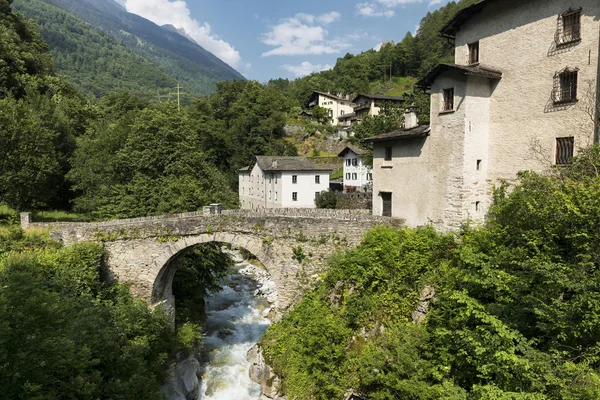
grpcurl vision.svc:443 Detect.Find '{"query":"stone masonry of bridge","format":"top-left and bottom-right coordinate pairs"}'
top-left (23, 209), bottom-right (403, 315)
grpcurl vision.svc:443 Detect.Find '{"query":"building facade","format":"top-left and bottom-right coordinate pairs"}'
top-left (338, 146), bottom-right (372, 192)
top-left (352, 94), bottom-right (405, 122)
top-left (368, 0), bottom-right (600, 229)
top-left (307, 91), bottom-right (356, 125)
top-left (239, 156), bottom-right (331, 210)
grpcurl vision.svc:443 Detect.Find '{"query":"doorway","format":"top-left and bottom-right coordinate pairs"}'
top-left (381, 192), bottom-right (392, 217)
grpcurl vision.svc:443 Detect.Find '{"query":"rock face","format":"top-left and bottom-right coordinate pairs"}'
top-left (412, 285), bottom-right (436, 324)
top-left (247, 344), bottom-right (286, 400)
top-left (161, 355), bottom-right (201, 400)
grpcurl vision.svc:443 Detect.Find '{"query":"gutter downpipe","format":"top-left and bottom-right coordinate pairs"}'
top-left (595, 21), bottom-right (600, 144)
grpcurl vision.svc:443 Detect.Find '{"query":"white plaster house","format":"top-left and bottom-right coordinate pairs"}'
top-left (338, 146), bottom-right (373, 192)
top-left (366, 0), bottom-right (600, 229)
top-left (238, 156), bottom-right (332, 210)
top-left (352, 94), bottom-right (405, 122)
top-left (307, 91), bottom-right (356, 125)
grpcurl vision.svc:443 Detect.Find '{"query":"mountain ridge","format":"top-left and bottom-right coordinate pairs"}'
top-left (13, 0), bottom-right (244, 97)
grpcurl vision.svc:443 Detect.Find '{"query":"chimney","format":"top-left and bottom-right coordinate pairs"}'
top-left (404, 105), bottom-right (419, 130)
top-left (272, 158), bottom-right (278, 168)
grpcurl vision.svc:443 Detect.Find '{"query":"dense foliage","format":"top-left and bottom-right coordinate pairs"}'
top-left (261, 147), bottom-right (600, 399)
top-left (0, 224), bottom-right (177, 399)
top-left (172, 243), bottom-right (234, 326)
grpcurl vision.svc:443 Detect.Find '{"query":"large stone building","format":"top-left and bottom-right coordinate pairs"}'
top-left (239, 156), bottom-right (331, 210)
top-left (367, 0), bottom-right (600, 229)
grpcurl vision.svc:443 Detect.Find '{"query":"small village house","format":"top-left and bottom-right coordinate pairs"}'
top-left (352, 94), bottom-right (405, 122)
top-left (367, 0), bottom-right (600, 229)
top-left (307, 91), bottom-right (355, 125)
top-left (338, 145), bottom-right (373, 192)
top-left (239, 156), bottom-right (331, 209)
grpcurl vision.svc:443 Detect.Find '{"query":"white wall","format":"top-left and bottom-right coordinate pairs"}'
top-left (342, 151), bottom-right (371, 190)
top-left (317, 94), bottom-right (356, 125)
top-left (281, 171), bottom-right (330, 208)
top-left (239, 165), bottom-right (283, 210)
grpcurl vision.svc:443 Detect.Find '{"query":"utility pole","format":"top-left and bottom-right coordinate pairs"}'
top-left (170, 84), bottom-right (184, 111)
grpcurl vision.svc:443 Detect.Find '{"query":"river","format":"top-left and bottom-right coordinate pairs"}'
top-left (197, 257), bottom-right (275, 400)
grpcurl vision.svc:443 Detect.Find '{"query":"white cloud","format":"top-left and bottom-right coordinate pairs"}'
top-left (124, 0), bottom-right (241, 68)
top-left (356, 0), bottom-right (447, 17)
top-left (317, 11), bottom-right (342, 25)
top-left (283, 61), bottom-right (333, 77)
top-left (356, 3), bottom-right (395, 18)
top-left (261, 12), bottom-right (350, 57)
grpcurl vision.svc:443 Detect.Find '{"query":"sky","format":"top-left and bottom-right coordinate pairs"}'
top-left (118, 0), bottom-right (455, 82)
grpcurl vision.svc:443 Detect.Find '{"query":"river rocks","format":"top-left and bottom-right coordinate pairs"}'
top-left (161, 355), bottom-right (201, 400)
top-left (247, 344), bottom-right (286, 400)
top-left (238, 263), bottom-right (278, 304)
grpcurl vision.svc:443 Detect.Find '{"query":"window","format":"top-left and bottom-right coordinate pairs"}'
top-left (556, 8), bottom-right (581, 46)
top-left (554, 68), bottom-right (578, 103)
top-left (292, 175), bottom-right (298, 184)
top-left (476, 159), bottom-right (482, 170)
top-left (315, 175), bottom-right (320, 184)
top-left (341, 110), bottom-right (345, 116)
top-left (346, 173), bottom-right (351, 180)
top-left (468, 41), bottom-right (479, 64)
top-left (269, 174), bottom-right (272, 183)
top-left (475, 201), bottom-right (481, 212)
top-left (242, 187), bottom-right (245, 194)
top-left (269, 191), bottom-right (271, 200)
top-left (352, 158), bottom-right (358, 166)
top-left (556, 137), bottom-right (574, 165)
top-left (315, 192), bottom-right (320, 199)
top-left (275, 192), bottom-right (278, 201)
top-left (352, 173), bottom-right (357, 180)
top-left (292, 192), bottom-right (298, 201)
top-left (328, 109), bottom-right (333, 117)
top-left (384, 147), bottom-right (392, 161)
top-left (367, 173), bottom-right (373, 181)
top-left (346, 159), bottom-right (351, 166)
top-left (442, 88), bottom-right (454, 111)
top-left (275, 174), bottom-right (278, 184)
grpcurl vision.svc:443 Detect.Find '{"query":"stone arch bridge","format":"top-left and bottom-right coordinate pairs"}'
top-left (23, 209), bottom-right (402, 314)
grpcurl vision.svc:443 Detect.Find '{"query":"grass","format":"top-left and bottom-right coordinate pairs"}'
top-left (330, 166), bottom-right (344, 180)
top-left (369, 76), bottom-right (418, 97)
top-left (32, 210), bottom-right (93, 223)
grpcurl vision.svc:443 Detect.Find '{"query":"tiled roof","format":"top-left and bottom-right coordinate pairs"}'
top-left (352, 93), bottom-right (405, 103)
top-left (255, 156), bottom-right (332, 172)
top-left (441, 0), bottom-right (493, 38)
top-left (362, 124), bottom-right (431, 143)
top-left (416, 63), bottom-right (502, 89)
top-left (338, 145), bottom-right (367, 157)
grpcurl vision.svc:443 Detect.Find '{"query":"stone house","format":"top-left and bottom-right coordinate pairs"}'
top-left (238, 156), bottom-right (331, 210)
top-left (352, 94), bottom-right (405, 122)
top-left (338, 145), bottom-right (373, 192)
top-left (307, 91), bottom-right (356, 125)
top-left (366, 0), bottom-right (600, 229)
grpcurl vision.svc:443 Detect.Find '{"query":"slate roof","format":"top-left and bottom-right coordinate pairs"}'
top-left (441, 0), bottom-right (493, 38)
top-left (352, 93), bottom-right (405, 103)
top-left (255, 156), bottom-right (332, 172)
top-left (363, 124), bottom-right (431, 143)
top-left (338, 145), bottom-right (367, 157)
top-left (313, 91), bottom-right (349, 102)
top-left (416, 63), bottom-right (503, 89)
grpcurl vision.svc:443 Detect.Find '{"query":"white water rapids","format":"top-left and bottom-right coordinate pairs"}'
top-left (197, 258), bottom-right (274, 400)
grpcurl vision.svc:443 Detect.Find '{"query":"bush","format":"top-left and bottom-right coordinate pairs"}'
top-left (315, 189), bottom-right (338, 209)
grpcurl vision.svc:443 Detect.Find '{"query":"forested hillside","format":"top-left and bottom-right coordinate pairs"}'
top-left (12, 0), bottom-right (244, 97)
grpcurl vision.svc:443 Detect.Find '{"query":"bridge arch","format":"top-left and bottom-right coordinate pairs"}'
top-left (150, 233), bottom-right (269, 315)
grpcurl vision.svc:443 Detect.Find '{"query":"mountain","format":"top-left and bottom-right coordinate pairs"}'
top-left (12, 0), bottom-right (244, 97)
top-left (161, 24), bottom-right (199, 46)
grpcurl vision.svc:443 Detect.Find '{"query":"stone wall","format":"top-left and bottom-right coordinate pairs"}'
top-left (27, 210), bottom-right (402, 312)
top-left (336, 192), bottom-right (372, 210)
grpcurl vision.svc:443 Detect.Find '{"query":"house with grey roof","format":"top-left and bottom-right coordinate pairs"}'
top-left (238, 156), bottom-right (332, 209)
top-left (367, 0), bottom-right (599, 230)
top-left (352, 93), bottom-right (405, 122)
top-left (338, 145), bottom-right (372, 192)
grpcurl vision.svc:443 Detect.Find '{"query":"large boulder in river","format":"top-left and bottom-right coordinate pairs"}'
top-left (161, 355), bottom-right (201, 400)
